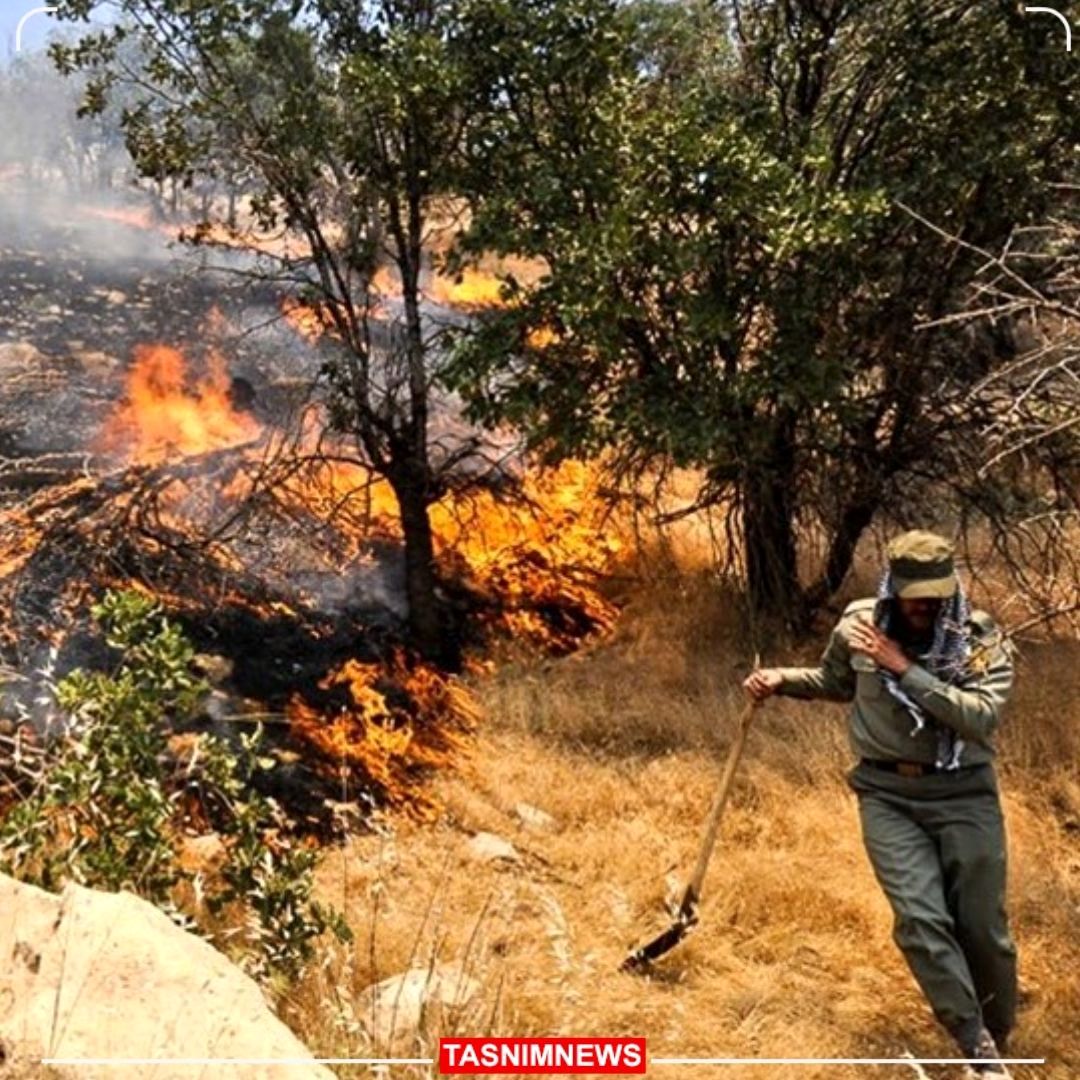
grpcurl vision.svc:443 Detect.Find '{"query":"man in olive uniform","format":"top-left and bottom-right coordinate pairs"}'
top-left (744, 531), bottom-right (1017, 1079)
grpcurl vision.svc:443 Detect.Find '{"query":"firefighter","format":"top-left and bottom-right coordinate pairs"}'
top-left (744, 531), bottom-right (1018, 1079)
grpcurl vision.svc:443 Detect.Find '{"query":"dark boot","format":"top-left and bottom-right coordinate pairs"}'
top-left (961, 1026), bottom-right (1012, 1079)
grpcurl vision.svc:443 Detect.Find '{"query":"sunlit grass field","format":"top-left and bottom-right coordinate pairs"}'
top-left (289, 542), bottom-right (1080, 1080)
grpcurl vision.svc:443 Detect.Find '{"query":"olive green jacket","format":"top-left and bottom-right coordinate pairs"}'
top-left (774, 598), bottom-right (1014, 765)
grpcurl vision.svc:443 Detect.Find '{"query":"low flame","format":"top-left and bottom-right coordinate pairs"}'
top-left (281, 297), bottom-right (339, 342)
top-left (97, 344), bottom-right (261, 464)
top-left (92, 343), bottom-right (617, 648)
top-left (281, 261), bottom-right (543, 338)
top-left (287, 651), bottom-right (477, 818)
top-left (428, 267), bottom-right (507, 308)
top-left (0, 294), bottom-right (619, 822)
top-left (89, 339), bottom-right (619, 660)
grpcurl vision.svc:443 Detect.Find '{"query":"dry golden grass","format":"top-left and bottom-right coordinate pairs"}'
top-left (285, 559), bottom-right (1080, 1080)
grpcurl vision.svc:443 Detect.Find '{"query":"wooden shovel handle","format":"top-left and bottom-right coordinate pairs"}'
top-left (685, 700), bottom-right (760, 902)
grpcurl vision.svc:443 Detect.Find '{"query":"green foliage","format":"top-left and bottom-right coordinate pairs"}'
top-left (193, 729), bottom-right (351, 982)
top-left (0, 591), bottom-right (200, 900)
top-left (0, 590), bottom-right (347, 983)
top-left (446, 0), bottom-right (1080, 620)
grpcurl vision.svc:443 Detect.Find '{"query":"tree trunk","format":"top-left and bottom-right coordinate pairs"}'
top-left (805, 495), bottom-right (881, 609)
top-left (738, 413), bottom-right (808, 631)
top-left (742, 472), bottom-right (806, 631)
top-left (388, 467), bottom-right (452, 666)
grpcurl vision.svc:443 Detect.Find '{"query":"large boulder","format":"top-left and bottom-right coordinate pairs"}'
top-left (0, 874), bottom-right (333, 1079)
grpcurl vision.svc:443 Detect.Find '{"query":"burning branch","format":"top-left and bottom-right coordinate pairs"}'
top-left (0, 333), bottom-right (623, 826)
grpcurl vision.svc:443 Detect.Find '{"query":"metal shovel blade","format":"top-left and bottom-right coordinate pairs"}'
top-left (620, 892), bottom-right (699, 973)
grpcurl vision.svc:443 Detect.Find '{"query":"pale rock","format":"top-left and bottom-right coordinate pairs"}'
top-left (356, 965), bottom-right (480, 1051)
top-left (71, 349), bottom-right (121, 379)
top-left (0, 873), bottom-right (332, 1079)
top-left (0, 341), bottom-right (46, 373)
top-left (465, 831), bottom-right (521, 864)
top-left (513, 801), bottom-right (557, 832)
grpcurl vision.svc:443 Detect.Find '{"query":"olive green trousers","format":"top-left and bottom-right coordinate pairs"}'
top-left (847, 761), bottom-right (1018, 1046)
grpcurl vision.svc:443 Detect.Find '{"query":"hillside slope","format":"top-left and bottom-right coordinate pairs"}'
top-left (296, 575), bottom-right (1080, 1079)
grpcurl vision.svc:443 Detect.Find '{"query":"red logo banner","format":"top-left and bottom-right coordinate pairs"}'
top-left (439, 1037), bottom-right (647, 1074)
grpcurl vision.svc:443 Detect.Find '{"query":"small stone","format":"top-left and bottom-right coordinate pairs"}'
top-left (357, 966), bottom-right (480, 1050)
top-left (192, 653), bottom-right (234, 685)
top-left (514, 801), bottom-right (556, 832)
top-left (0, 341), bottom-right (45, 372)
top-left (465, 831), bottom-right (521, 864)
top-left (71, 349), bottom-right (120, 378)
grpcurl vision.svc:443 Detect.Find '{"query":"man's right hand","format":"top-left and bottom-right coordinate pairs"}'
top-left (743, 669), bottom-right (783, 701)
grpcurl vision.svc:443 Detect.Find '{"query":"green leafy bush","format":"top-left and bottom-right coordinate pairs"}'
top-left (193, 726), bottom-right (351, 982)
top-left (0, 590), bottom-right (347, 982)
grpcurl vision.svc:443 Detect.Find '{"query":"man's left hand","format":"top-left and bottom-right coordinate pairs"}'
top-left (849, 619), bottom-right (912, 676)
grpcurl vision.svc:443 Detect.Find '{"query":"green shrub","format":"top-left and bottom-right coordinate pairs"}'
top-left (0, 589), bottom-right (348, 982)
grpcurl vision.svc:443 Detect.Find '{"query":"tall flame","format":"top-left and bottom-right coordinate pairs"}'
top-left (61, 308), bottom-right (620, 820)
top-left (287, 650), bottom-right (477, 818)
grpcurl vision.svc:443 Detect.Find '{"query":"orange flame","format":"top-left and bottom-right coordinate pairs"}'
top-left (31, 307), bottom-right (622, 819)
top-left (431, 461), bottom-right (621, 651)
top-left (428, 267), bottom-right (508, 309)
top-left (288, 650), bottom-right (477, 818)
top-left (526, 325), bottom-right (559, 349)
top-left (281, 297), bottom-right (339, 342)
top-left (97, 344), bottom-right (261, 464)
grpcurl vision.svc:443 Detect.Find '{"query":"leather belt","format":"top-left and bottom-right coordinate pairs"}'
top-left (861, 758), bottom-right (945, 778)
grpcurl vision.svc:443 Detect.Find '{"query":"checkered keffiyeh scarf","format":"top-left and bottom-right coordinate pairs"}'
top-left (874, 570), bottom-right (974, 770)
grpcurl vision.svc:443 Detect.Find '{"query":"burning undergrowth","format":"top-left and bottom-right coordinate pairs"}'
top-left (0, 328), bottom-right (620, 832)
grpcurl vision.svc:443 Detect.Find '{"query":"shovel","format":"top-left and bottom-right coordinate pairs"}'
top-left (620, 698), bottom-right (761, 973)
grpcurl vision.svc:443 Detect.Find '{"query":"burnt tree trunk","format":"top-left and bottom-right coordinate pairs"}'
top-left (379, 162), bottom-right (457, 667)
